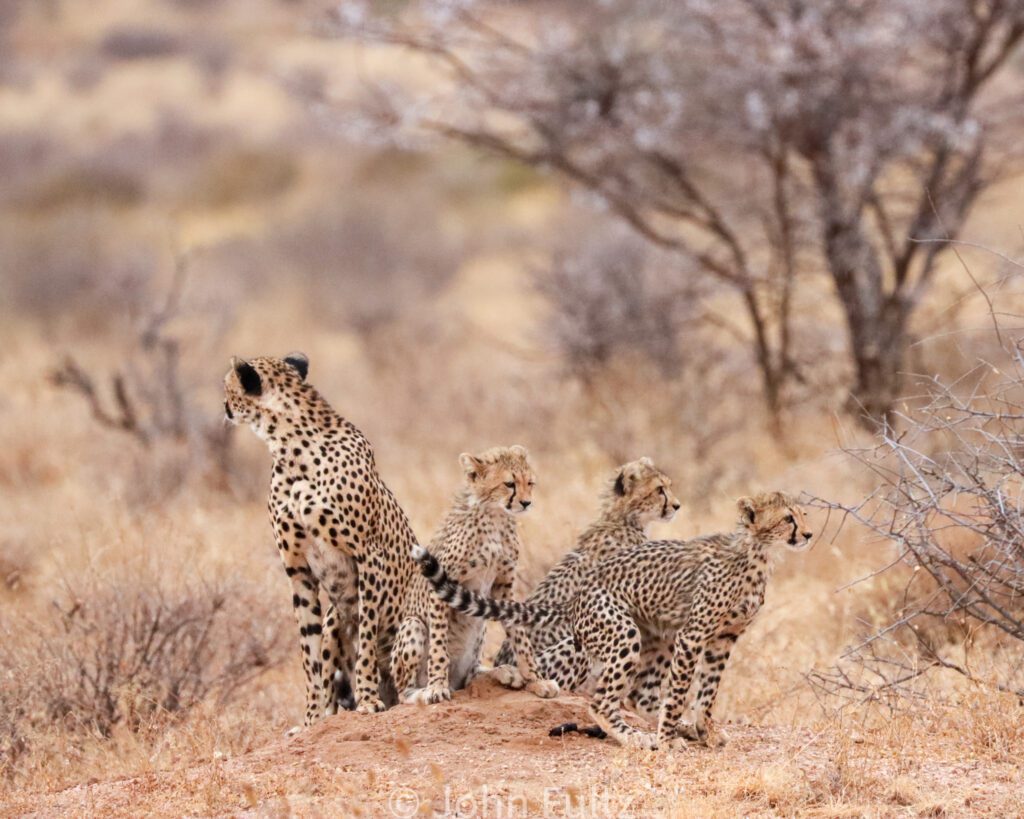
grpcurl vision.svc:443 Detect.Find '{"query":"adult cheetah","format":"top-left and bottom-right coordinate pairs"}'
top-left (493, 457), bottom-right (680, 692)
top-left (224, 353), bottom-right (418, 721)
top-left (392, 446), bottom-right (557, 704)
top-left (414, 491), bottom-right (813, 749)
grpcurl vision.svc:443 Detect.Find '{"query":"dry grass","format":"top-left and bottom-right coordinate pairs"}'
top-left (1, 0), bottom-right (1022, 815)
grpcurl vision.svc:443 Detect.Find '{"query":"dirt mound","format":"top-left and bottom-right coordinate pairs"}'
top-left (6, 677), bottom-right (1019, 817)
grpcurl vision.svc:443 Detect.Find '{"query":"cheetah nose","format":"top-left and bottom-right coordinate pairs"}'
top-left (520, 500), bottom-right (531, 509)
top-left (802, 531), bottom-right (813, 541)
top-left (224, 401), bottom-right (233, 420)
top-left (672, 502), bottom-right (681, 511)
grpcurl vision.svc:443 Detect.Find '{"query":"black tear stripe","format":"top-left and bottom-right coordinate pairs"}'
top-left (508, 485), bottom-right (517, 510)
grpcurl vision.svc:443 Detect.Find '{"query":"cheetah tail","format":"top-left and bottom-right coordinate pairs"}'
top-left (410, 544), bottom-right (559, 628)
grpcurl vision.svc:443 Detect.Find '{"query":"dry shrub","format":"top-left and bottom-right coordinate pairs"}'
top-left (0, 566), bottom-right (288, 781)
top-left (534, 218), bottom-right (706, 381)
top-left (812, 334), bottom-right (1024, 707)
top-left (273, 162), bottom-right (459, 344)
top-left (99, 27), bottom-right (183, 61)
top-left (732, 762), bottom-right (826, 812)
top-left (14, 166), bottom-right (144, 214)
top-left (45, 245), bottom-right (249, 501)
top-left (190, 150), bottom-right (298, 209)
top-left (0, 540), bottom-right (32, 597)
top-left (0, 210), bottom-right (157, 324)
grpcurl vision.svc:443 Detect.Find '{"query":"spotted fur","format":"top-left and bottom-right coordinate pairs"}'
top-left (415, 492), bottom-right (812, 749)
top-left (392, 446), bottom-right (558, 704)
top-left (224, 353), bottom-right (418, 723)
top-left (493, 457), bottom-right (680, 690)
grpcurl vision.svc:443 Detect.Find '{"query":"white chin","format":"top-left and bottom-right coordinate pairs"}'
top-left (785, 540), bottom-right (811, 552)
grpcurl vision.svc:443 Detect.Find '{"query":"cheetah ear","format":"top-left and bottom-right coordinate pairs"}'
top-left (638, 456), bottom-right (654, 468)
top-left (509, 444), bottom-right (529, 458)
top-left (615, 461), bottom-right (644, 496)
top-left (737, 497), bottom-right (756, 524)
top-left (459, 452), bottom-right (485, 480)
top-left (232, 357), bottom-right (262, 396)
top-left (283, 352), bottom-right (309, 381)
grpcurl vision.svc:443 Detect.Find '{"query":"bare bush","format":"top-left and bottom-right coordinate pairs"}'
top-left (50, 249), bottom-right (239, 496)
top-left (811, 329), bottom-right (1024, 707)
top-left (100, 27), bottom-right (183, 61)
top-left (0, 211), bottom-right (156, 323)
top-left (0, 568), bottom-right (288, 777)
top-left (535, 219), bottom-right (705, 380)
top-left (333, 0), bottom-right (1024, 426)
top-left (190, 149), bottom-right (298, 209)
top-left (274, 162), bottom-right (459, 345)
top-left (0, 540), bottom-right (32, 597)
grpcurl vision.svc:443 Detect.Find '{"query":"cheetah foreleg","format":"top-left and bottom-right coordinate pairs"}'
top-left (656, 624), bottom-right (712, 748)
top-left (684, 632), bottom-right (738, 747)
top-left (402, 595), bottom-right (453, 705)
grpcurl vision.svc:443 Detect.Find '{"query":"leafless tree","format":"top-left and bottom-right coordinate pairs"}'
top-left (51, 246), bottom-right (237, 493)
top-left (810, 313), bottom-right (1024, 708)
top-left (328, 0), bottom-right (1024, 427)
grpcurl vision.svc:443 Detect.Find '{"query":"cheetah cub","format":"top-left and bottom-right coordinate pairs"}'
top-left (415, 491), bottom-right (812, 749)
top-left (493, 457), bottom-right (680, 691)
top-left (394, 446), bottom-right (558, 705)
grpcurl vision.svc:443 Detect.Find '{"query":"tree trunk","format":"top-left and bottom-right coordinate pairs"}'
top-left (845, 297), bottom-right (909, 427)
top-left (813, 156), bottom-right (909, 429)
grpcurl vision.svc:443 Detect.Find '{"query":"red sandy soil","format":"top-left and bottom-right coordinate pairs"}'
top-left (4, 677), bottom-right (1022, 817)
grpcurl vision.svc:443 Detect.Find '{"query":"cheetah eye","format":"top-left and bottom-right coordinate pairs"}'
top-left (785, 514), bottom-right (794, 523)
top-left (504, 481), bottom-right (515, 488)
top-left (528, 480), bottom-right (536, 487)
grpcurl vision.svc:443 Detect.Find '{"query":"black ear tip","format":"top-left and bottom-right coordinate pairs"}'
top-left (284, 352), bottom-right (309, 380)
top-left (613, 472), bottom-right (626, 496)
top-left (234, 360), bottom-right (263, 396)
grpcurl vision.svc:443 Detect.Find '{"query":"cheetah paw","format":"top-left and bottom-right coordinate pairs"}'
top-left (491, 664), bottom-right (525, 689)
top-left (525, 678), bottom-right (559, 699)
top-left (672, 722), bottom-right (702, 742)
top-left (706, 730), bottom-right (728, 749)
top-left (663, 736), bottom-right (694, 751)
top-left (623, 731), bottom-right (658, 750)
top-left (673, 722), bottom-right (726, 748)
top-left (404, 684), bottom-right (452, 705)
top-left (354, 695), bottom-right (387, 714)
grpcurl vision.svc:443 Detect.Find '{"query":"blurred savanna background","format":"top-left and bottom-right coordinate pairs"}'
top-left (2, 0), bottom-right (1024, 814)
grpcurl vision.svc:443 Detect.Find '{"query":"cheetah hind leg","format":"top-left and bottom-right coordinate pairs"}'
top-left (391, 624), bottom-right (451, 705)
top-left (577, 595), bottom-right (657, 750)
top-left (321, 605), bottom-right (356, 715)
top-left (391, 616), bottom-right (429, 703)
